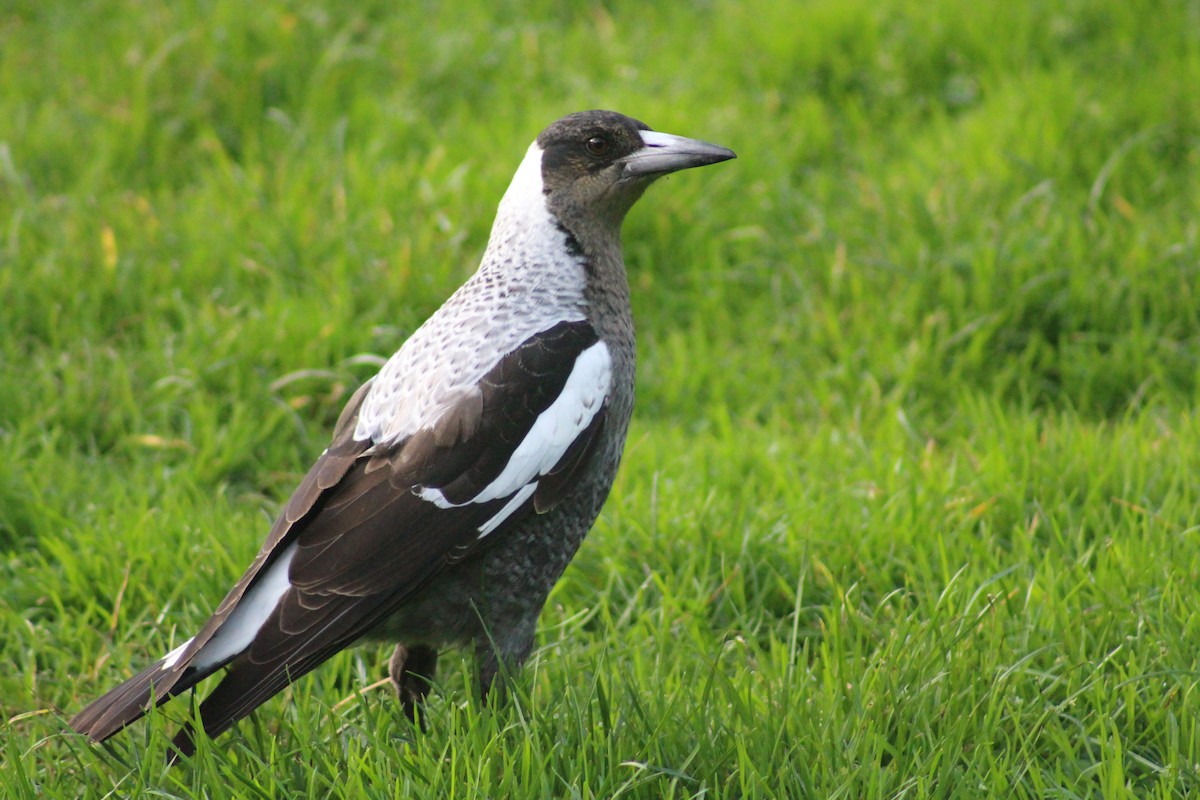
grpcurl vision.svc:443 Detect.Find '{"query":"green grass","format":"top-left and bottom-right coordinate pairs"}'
top-left (3, 0), bottom-right (1200, 796)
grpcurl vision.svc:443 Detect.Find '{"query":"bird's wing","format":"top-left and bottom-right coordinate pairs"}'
top-left (69, 377), bottom-right (377, 740)
top-left (72, 319), bottom-right (611, 743)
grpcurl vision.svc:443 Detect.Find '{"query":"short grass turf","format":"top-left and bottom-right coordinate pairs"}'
top-left (3, 0), bottom-right (1200, 797)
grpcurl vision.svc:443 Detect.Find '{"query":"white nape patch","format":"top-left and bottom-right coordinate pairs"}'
top-left (189, 543), bottom-right (298, 672)
top-left (498, 142), bottom-right (548, 213)
top-left (417, 340), bottom-right (612, 536)
top-left (159, 636), bottom-right (195, 671)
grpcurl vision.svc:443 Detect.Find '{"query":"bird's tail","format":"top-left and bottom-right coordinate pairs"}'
top-left (166, 651), bottom-right (330, 760)
top-left (70, 656), bottom-right (215, 743)
top-left (70, 647), bottom-right (327, 763)
top-left (73, 584), bottom-right (397, 758)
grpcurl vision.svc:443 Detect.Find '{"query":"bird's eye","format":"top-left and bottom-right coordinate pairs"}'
top-left (585, 136), bottom-right (610, 156)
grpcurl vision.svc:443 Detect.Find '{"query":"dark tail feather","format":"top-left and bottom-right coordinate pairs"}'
top-left (167, 593), bottom-right (404, 760)
top-left (70, 657), bottom-right (214, 743)
top-left (167, 651), bottom-right (332, 761)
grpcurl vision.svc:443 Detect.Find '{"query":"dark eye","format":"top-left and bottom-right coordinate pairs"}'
top-left (585, 136), bottom-right (610, 156)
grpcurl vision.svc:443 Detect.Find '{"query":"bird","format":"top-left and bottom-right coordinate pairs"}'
top-left (70, 109), bottom-right (736, 759)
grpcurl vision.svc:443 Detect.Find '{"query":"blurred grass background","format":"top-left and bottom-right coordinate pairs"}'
top-left (2, 0), bottom-right (1199, 797)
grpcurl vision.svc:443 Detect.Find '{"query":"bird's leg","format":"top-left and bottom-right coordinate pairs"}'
top-left (475, 633), bottom-right (534, 705)
top-left (389, 643), bottom-right (438, 724)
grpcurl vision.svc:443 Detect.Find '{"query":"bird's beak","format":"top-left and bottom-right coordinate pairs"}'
top-left (620, 130), bottom-right (737, 179)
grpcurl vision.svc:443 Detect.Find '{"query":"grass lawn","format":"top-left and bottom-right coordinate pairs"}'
top-left (3, 0), bottom-right (1199, 796)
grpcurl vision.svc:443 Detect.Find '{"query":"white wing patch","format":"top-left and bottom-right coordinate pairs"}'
top-left (477, 482), bottom-right (538, 537)
top-left (181, 543), bottom-right (298, 672)
top-left (418, 340), bottom-right (612, 537)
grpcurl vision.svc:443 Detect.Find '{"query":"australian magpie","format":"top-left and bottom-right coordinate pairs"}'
top-left (70, 109), bottom-right (736, 758)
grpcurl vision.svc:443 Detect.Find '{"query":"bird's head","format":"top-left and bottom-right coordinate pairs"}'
top-left (500, 110), bottom-right (736, 256)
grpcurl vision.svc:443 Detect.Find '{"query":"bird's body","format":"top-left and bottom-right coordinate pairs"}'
top-left (70, 110), bottom-right (734, 758)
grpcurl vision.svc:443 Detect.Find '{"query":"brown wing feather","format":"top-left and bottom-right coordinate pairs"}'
top-left (170, 487), bottom-right (528, 755)
top-left (74, 320), bottom-right (611, 747)
top-left (70, 379), bottom-right (376, 742)
top-left (178, 379), bottom-right (378, 657)
top-left (170, 322), bottom-right (611, 744)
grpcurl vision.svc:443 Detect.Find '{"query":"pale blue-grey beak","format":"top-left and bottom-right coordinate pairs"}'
top-left (620, 130), bottom-right (736, 179)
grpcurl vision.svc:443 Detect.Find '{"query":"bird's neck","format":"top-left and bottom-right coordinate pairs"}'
top-left (479, 143), bottom-right (629, 317)
top-left (475, 144), bottom-right (586, 296)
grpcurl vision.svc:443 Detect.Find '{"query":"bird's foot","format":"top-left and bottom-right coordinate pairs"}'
top-left (389, 643), bottom-right (438, 726)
